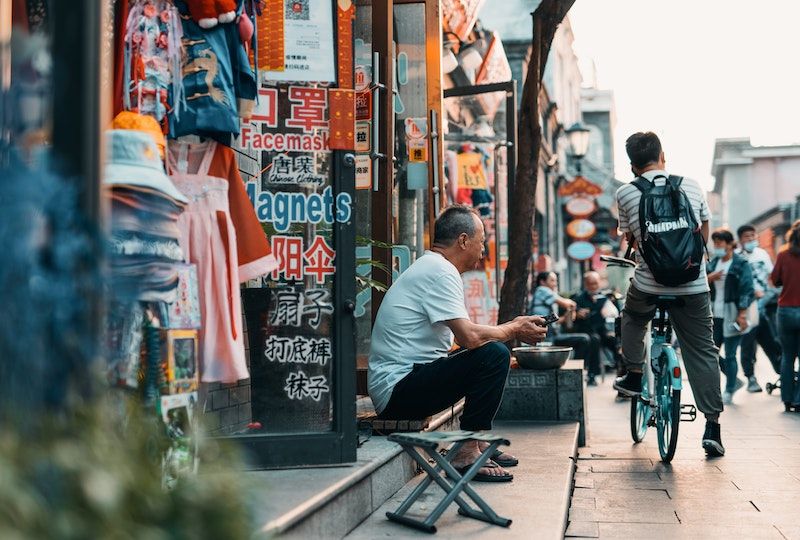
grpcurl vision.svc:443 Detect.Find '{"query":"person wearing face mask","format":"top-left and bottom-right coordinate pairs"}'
top-left (736, 224), bottom-right (783, 392)
top-left (707, 228), bottom-right (756, 404)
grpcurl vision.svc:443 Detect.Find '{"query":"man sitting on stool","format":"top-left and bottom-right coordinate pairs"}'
top-left (369, 205), bottom-right (548, 482)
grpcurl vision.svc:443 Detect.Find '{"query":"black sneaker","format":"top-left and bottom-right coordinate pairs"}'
top-left (587, 375), bottom-right (598, 386)
top-left (613, 371), bottom-right (642, 396)
top-left (702, 421), bottom-right (725, 457)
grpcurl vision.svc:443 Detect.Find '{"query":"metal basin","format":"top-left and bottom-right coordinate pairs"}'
top-left (512, 346), bottom-right (573, 370)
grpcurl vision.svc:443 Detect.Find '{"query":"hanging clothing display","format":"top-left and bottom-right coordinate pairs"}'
top-left (122, 0), bottom-right (185, 125)
top-left (105, 127), bottom-right (188, 303)
top-left (169, 0), bottom-right (257, 142)
top-left (168, 139), bottom-right (275, 383)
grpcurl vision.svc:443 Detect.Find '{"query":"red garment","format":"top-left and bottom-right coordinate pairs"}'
top-left (771, 249), bottom-right (800, 307)
top-left (205, 142), bottom-right (275, 280)
top-left (113, 0), bottom-right (130, 118)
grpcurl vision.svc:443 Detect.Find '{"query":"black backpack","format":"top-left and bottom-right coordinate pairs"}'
top-left (632, 175), bottom-right (705, 287)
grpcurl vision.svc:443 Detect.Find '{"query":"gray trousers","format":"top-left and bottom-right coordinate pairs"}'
top-left (621, 284), bottom-right (724, 418)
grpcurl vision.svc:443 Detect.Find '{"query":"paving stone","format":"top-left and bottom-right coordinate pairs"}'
top-left (568, 352), bottom-right (799, 539)
top-left (596, 522), bottom-right (784, 539)
top-left (573, 486), bottom-right (670, 501)
top-left (568, 507), bottom-right (679, 524)
top-left (569, 497), bottom-right (596, 509)
top-left (564, 520), bottom-right (599, 537)
top-left (775, 524), bottom-right (800, 539)
top-left (586, 460), bottom-right (658, 473)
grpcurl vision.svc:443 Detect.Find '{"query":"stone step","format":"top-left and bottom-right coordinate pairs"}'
top-left (346, 421), bottom-right (580, 539)
top-left (246, 400), bottom-right (465, 538)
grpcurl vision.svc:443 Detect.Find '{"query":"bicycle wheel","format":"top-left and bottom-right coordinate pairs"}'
top-left (656, 354), bottom-right (681, 463)
top-left (630, 376), bottom-right (650, 443)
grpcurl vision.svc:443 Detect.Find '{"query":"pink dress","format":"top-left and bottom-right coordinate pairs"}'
top-left (168, 141), bottom-right (254, 383)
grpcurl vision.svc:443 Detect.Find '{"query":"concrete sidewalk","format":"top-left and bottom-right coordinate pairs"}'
top-left (567, 352), bottom-right (800, 539)
top-left (347, 421), bottom-right (579, 539)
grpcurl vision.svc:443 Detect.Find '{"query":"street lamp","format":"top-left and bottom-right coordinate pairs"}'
top-left (565, 121), bottom-right (590, 174)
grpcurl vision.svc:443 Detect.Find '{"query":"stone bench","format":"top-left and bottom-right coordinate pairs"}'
top-left (496, 359), bottom-right (589, 446)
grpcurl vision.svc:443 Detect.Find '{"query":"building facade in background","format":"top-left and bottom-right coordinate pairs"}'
top-left (710, 138), bottom-right (800, 235)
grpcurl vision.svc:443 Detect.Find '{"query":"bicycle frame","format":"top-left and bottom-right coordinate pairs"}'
top-left (641, 306), bottom-right (682, 401)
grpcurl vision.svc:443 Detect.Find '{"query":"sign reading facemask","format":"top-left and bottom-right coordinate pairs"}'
top-left (238, 83), bottom-right (351, 434)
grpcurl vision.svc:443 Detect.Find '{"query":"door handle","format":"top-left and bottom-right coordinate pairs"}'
top-left (343, 299), bottom-right (356, 314)
top-left (429, 108), bottom-right (440, 218)
top-left (370, 51), bottom-right (386, 191)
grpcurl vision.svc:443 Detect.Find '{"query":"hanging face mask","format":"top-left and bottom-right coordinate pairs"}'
top-left (744, 240), bottom-right (758, 252)
top-left (712, 247), bottom-right (727, 258)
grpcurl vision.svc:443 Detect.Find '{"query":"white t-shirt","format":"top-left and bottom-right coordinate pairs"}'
top-left (712, 258), bottom-right (733, 318)
top-left (739, 246), bottom-right (773, 293)
top-left (616, 170), bottom-right (711, 295)
top-left (368, 251), bottom-right (470, 413)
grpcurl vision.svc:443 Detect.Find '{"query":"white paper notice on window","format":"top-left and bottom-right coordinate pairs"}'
top-left (262, 0), bottom-right (336, 83)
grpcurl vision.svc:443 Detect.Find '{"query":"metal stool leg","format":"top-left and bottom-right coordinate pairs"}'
top-left (432, 443), bottom-right (512, 527)
top-left (386, 439), bottom-right (512, 532)
top-left (388, 442), bottom-right (466, 518)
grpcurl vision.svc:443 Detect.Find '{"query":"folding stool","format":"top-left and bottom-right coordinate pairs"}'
top-left (386, 430), bottom-right (513, 534)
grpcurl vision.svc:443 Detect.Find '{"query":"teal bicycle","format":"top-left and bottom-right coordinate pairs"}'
top-left (602, 255), bottom-right (696, 463)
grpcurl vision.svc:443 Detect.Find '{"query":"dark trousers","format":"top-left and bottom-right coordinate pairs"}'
top-left (553, 333), bottom-right (599, 377)
top-left (587, 331), bottom-right (621, 371)
top-left (713, 318), bottom-right (743, 393)
top-left (379, 341), bottom-right (511, 431)
top-left (777, 307), bottom-right (800, 405)
top-left (740, 312), bottom-right (783, 376)
top-left (622, 285), bottom-right (722, 416)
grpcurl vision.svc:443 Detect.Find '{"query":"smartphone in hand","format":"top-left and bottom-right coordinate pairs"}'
top-left (540, 313), bottom-right (559, 327)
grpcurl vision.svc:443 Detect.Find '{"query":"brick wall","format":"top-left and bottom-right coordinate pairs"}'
top-left (199, 150), bottom-right (260, 436)
top-left (200, 303), bottom-right (254, 435)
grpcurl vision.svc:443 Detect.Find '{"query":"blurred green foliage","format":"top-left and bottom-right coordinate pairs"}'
top-left (0, 393), bottom-right (250, 540)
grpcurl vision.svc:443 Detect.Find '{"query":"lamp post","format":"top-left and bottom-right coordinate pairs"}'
top-left (565, 121), bottom-right (590, 174)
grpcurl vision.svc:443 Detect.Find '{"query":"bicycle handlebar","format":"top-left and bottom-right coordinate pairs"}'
top-left (600, 255), bottom-right (636, 268)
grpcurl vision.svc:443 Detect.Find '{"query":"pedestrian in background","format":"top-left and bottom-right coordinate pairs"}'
top-left (573, 271), bottom-right (621, 384)
top-left (529, 272), bottom-right (597, 383)
top-left (707, 228), bottom-right (756, 404)
top-left (770, 220), bottom-right (800, 412)
top-left (737, 224), bottom-right (783, 392)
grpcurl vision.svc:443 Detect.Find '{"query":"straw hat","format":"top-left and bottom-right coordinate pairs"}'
top-left (104, 129), bottom-right (188, 204)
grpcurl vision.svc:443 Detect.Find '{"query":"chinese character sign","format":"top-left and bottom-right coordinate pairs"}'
top-left (462, 271), bottom-right (498, 326)
top-left (456, 152), bottom-right (488, 190)
top-left (238, 82), bottom-right (350, 434)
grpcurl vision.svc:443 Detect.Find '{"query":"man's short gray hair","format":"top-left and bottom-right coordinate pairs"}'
top-left (434, 205), bottom-right (478, 246)
top-left (583, 271), bottom-right (600, 281)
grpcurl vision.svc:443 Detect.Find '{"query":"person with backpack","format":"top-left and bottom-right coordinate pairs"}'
top-left (707, 228), bottom-right (756, 404)
top-left (613, 131), bottom-right (725, 457)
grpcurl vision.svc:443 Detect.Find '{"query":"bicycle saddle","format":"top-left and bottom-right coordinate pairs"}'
top-left (647, 295), bottom-right (685, 307)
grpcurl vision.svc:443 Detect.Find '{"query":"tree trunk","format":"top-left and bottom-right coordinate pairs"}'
top-left (497, 0), bottom-right (575, 324)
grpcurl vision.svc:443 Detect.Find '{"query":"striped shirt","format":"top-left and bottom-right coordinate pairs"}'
top-left (616, 170), bottom-right (711, 296)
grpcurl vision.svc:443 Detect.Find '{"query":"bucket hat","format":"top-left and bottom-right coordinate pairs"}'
top-left (104, 129), bottom-right (188, 205)
top-left (112, 111), bottom-right (167, 158)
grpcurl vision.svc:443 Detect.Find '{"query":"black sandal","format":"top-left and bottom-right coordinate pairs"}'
top-left (491, 448), bottom-right (519, 467)
top-left (454, 459), bottom-right (513, 482)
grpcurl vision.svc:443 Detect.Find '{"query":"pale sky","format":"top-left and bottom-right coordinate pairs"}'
top-left (568, 0), bottom-right (800, 191)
